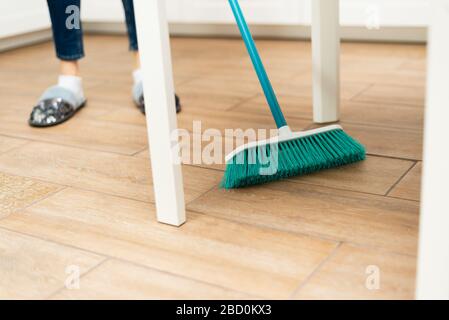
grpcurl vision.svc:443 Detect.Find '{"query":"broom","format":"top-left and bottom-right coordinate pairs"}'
top-left (221, 0), bottom-right (366, 189)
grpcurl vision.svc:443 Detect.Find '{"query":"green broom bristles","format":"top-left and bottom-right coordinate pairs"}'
top-left (221, 128), bottom-right (366, 189)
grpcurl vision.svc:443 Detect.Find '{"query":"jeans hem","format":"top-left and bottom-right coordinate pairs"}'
top-left (57, 53), bottom-right (85, 61)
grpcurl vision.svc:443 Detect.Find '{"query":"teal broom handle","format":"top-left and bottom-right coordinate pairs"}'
top-left (228, 0), bottom-right (287, 128)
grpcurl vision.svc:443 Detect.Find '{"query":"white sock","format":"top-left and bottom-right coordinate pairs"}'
top-left (58, 75), bottom-right (85, 103)
top-left (133, 69), bottom-right (143, 86)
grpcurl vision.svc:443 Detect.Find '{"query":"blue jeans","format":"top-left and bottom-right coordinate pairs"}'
top-left (47, 0), bottom-right (138, 61)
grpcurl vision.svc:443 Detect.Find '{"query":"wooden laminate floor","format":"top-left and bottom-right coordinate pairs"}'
top-left (0, 35), bottom-right (424, 300)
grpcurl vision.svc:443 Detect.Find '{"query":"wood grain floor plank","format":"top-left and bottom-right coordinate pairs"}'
top-left (135, 133), bottom-right (238, 171)
top-left (170, 37), bottom-right (249, 60)
top-left (339, 44), bottom-right (426, 88)
top-left (177, 109), bottom-right (311, 138)
top-left (353, 84), bottom-right (425, 107)
top-left (0, 93), bottom-right (109, 121)
top-left (0, 172), bottom-right (61, 219)
top-left (173, 55), bottom-right (306, 83)
top-left (176, 91), bottom-right (250, 112)
top-left (176, 76), bottom-right (260, 100)
top-left (233, 95), bottom-right (424, 130)
top-left (0, 116), bottom-right (149, 155)
top-left (294, 243), bottom-right (416, 300)
top-left (0, 135), bottom-right (28, 154)
top-left (85, 75), bottom-right (190, 107)
top-left (188, 182), bottom-right (419, 255)
top-left (399, 59), bottom-right (426, 72)
top-left (341, 42), bottom-right (426, 60)
top-left (0, 36), bottom-right (426, 299)
top-left (272, 79), bottom-right (371, 101)
top-left (95, 106), bottom-right (147, 126)
top-left (0, 89), bottom-right (148, 154)
top-left (137, 147), bottom-right (414, 196)
top-left (389, 162), bottom-right (422, 201)
top-left (52, 259), bottom-right (255, 300)
top-left (341, 69), bottom-right (425, 88)
top-left (0, 228), bottom-right (104, 299)
top-left (0, 143), bottom-right (222, 203)
top-left (0, 68), bottom-right (104, 98)
top-left (95, 95), bottom-right (308, 132)
top-left (308, 123), bottom-right (423, 161)
top-left (343, 123), bottom-right (423, 161)
top-left (287, 156), bottom-right (415, 195)
top-left (0, 188), bottom-right (337, 298)
top-left (97, 92), bottom-right (245, 126)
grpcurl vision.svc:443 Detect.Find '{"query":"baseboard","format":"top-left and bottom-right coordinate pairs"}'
top-left (0, 22), bottom-right (427, 54)
top-left (0, 28), bottom-right (52, 53)
top-left (83, 22), bottom-right (128, 35)
top-left (84, 21), bottom-right (427, 43)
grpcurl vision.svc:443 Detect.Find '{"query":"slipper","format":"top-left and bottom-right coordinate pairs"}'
top-left (29, 86), bottom-right (86, 127)
top-left (133, 82), bottom-right (181, 115)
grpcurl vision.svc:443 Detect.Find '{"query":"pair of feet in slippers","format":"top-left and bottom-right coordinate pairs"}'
top-left (29, 80), bottom-right (181, 127)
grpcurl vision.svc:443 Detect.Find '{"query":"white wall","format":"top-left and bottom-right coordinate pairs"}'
top-left (0, 0), bottom-right (49, 38)
top-left (309, 0), bottom-right (428, 26)
top-left (0, 0), bottom-right (430, 40)
top-left (83, 0), bottom-right (430, 26)
top-left (81, 0), bottom-right (303, 24)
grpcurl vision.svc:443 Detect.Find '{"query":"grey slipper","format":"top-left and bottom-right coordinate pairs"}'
top-left (132, 82), bottom-right (181, 115)
top-left (29, 86), bottom-right (86, 127)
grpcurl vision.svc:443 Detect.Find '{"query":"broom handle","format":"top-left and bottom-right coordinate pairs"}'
top-left (229, 0), bottom-right (288, 129)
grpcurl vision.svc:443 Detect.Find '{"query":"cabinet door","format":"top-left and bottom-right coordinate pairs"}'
top-left (172, 0), bottom-right (303, 24)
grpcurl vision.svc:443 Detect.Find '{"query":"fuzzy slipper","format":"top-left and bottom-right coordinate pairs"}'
top-left (133, 82), bottom-right (181, 115)
top-left (29, 86), bottom-right (86, 127)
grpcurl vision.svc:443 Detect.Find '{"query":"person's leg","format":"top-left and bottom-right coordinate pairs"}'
top-left (29, 0), bottom-right (85, 127)
top-left (121, 0), bottom-right (180, 114)
top-left (47, 0), bottom-right (84, 94)
top-left (48, 0), bottom-right (84, 73)
top-left (60, 60), bottom-right (80, 76)
top-left (122, 0), bottom-right (142, 88)
top-left (122, 0), bottom-right (139, 52)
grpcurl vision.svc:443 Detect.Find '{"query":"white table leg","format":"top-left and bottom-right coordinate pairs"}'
top-left (311, 0), bottom-right (340, 123)
top-left (134, 0), bottom-right (186, 226)
top-left (416, 0), bottom-right (449, 300)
